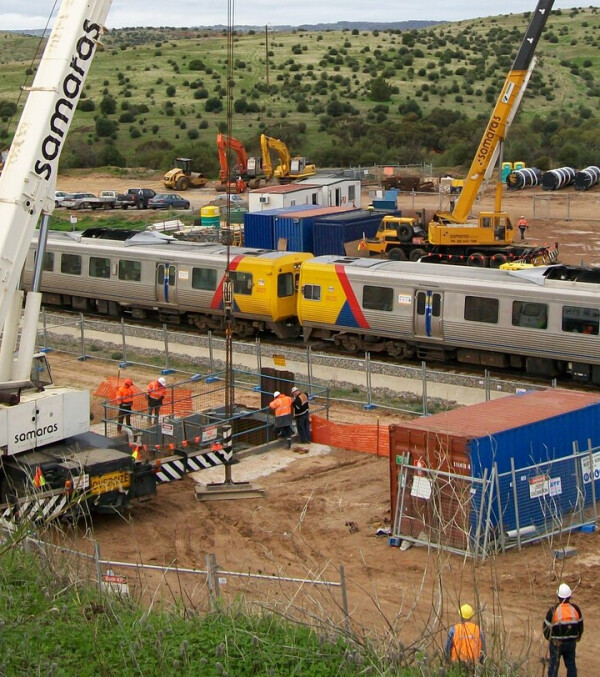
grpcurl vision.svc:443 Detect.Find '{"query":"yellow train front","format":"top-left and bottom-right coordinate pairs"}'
top-left (23, 231), bottom-right (313, 339)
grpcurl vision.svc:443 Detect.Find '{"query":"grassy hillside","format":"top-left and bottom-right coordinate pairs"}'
top-left (0, 6), bottom-right (598, 175)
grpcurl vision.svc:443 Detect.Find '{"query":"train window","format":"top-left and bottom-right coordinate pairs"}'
top-left (512, 301), bottom-right (547, 329)
top-left (363, 285), bottom-right (393, 312)
top-left (416, 291), bottom-right (441, 316)
top-left (302, 284), bottom-right (321, 301)
top-left (40, 252), bottom-right (54, 272)
top-left (89, 256), bottom-right (110, 279)
top-left (562, 306), bottom-right (599, 335)
top-left (60, 253), bottom-right (81, 275)
top-left (192, 267), bottom-right (217, 291)
top-left (464, 296), bottom-right (499, 324)
top-left (277, 272), bottom-right (294, 298)
top-left (230, 271), bottom-right (252, 295)
top-left (118, 259), bottom-right (141, 282)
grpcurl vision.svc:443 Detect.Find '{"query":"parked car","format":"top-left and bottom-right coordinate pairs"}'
top-left (116, 188), bottom-right (156, 209)
top-left (61, 192), bottom-right (104, 210)
top-left (54, 191), bottom-right (72, 207)
top-left (148, 193), bottom-right (191, 210)
top-left (210, 193), bottom-right (246, 206)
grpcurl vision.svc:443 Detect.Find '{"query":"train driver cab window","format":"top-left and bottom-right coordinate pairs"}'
top-left (363, 285), bottom-right (393, 312)
top-left (302, 284), bottom-right (321, 301)
top-left (118, 259), bottom-right (141, 282)
top-left (192, 267), bottom-right (217, 291)
top-left (464, 296), bottom-right (499, 324)
top-left (512, 301), bottom-right (547, 329)
top-left (60, 253), bottom-right (81, 275)
top-left (277, 272), bottom-right (294, 298)
top-left (231, 271), bottom-right (252, 295)
top-left (562, 306), bottom-right (599, 335)
top-left (89, 256), bottom-right (110, 279)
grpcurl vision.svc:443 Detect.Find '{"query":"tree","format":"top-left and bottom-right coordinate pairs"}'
top-left (95, 117), bottom-right (117, 137)
top-left (99, 95), bottom-right (117, 115)
top-left (368, 77), bottom-right (394, 102)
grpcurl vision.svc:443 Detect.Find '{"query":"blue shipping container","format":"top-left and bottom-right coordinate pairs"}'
top-left (244, 205), bottom-right (319, 249)
top-left (274, 207), bottom-right (354, 253)
top-left (312, 209), bottom-right (401, 256)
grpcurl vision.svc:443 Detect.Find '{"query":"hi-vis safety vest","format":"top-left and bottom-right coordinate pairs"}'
top-left (451, 622), bottom-right (483, 662)
top-left (270, 394), bottom-right (292, 418)
top-left (552, 603), bottom-right (581, 639)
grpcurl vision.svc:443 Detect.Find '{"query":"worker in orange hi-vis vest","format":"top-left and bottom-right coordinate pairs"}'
top-left (146, 377), bottom-right (167, 423)
top-left (517, 215), bottom-right (529, 240)
top-left (445, 603), bottom-right (485, 666)
top-left (543, 583), bottom-right (583, 677)
top-left (116, 378), bottom-right (135, 432)
top-left (269, 390), bottom-right (293, 449)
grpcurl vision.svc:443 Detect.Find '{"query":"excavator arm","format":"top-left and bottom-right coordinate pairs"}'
top-left (439, 0), bottom-right (554, 224)
top-left (216, 133), bottom-right (248, 183)
top-left (260, 134), bottom-right (291, 181)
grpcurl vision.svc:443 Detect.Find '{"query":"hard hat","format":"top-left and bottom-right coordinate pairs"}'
top-left (291, 387), bottom-right (299, 393)
top-left (124, 378), bottom-right (133, 386)
top-left (273, 391), bottom-right (280, 398)
top-left (460, 603), bottom-right (474, 620)
top-left (158, 377), bottom-right (166, 386)
top-left (557, 583), bottom-right (572, 599)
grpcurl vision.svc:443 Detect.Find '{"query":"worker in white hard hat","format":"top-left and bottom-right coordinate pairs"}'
top-left (445, 602), bottom-right (485, 665)
top-left (146, 376), bottom-right (168, 423)
top-left (543, 583), bottom-right (583, 677)
top-left (269, 390), bottom-right (293, 449)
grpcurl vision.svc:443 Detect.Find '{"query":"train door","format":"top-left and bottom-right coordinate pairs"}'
top-left (414, 290), bottom-right (443, 339)
top-left (156, 263), bottom-right (177, 304)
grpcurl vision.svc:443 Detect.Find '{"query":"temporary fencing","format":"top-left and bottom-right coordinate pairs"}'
top-left (391, 441), bottom-right (600, 560)
top-left (312, 415), bottom-right (390, 457)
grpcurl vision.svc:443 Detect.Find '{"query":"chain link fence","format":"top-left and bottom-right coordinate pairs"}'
top-left (37, 311), bottom-right (550, 416)
top-left (391, 442), bottom-right (599, 560)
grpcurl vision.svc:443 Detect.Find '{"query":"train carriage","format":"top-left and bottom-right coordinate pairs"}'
top-left (22, 230), bottom-right (312, 338)
top-left (297, 256), bottom-right (600, 384)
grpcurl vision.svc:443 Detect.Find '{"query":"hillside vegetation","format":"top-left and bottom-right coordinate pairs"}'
top-left (0, 6), bottom-right (598, 176)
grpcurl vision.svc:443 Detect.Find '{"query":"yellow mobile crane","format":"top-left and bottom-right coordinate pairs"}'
top-left (364, 0), bottom-right (558, 267)
top-left (260, 134), bottom-right (316, 184)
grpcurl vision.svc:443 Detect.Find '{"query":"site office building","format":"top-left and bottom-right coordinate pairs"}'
top-left (248, 178), bottom-right (361, 213)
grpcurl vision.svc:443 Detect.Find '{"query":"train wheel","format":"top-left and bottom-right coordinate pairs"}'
top-left (388, 248), bottom-right (407, 261)
top-left (490, 253), bottom-right (508, 268)
top-left (340, 334), bottom-right (360, 353)
top-left (468, 253), bottom-right (488, 267)
top-left (409, 248), bottom-right (427, 262)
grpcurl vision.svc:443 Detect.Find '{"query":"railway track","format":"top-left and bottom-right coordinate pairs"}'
top-left (40, 309), bottom-right (573, 398)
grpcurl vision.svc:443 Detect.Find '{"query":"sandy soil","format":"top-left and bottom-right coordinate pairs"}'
top-left (56, 171), bottom-right (600, 266)
top-left (47, 350), bottom-right (600, 675)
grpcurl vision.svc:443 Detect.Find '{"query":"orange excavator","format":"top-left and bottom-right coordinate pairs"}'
top-left (216, 134), bottom-right (267, 192)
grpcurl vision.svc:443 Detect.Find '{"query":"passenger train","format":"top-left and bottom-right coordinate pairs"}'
top-left (21, 229), bottom-right (600, 385)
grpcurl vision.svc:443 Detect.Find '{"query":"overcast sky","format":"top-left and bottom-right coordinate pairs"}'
top-left (2, 1), bottom-right (599, 31)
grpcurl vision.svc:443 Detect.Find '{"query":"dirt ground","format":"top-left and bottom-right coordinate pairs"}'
top-left (56, 171), bottom-right (600, 266)
top-left (47, 173), bottom-right (600, 672)
top-left (47, 349), bottom-right (600, 675)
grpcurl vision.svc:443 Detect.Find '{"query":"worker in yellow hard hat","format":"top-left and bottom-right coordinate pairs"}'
top-left (445, 603), bottom-right (485, 665)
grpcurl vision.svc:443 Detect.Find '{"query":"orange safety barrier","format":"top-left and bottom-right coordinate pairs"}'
top-left (94, 378), bottom-right (194, 415)
top-left (310, 415), bottom-right (389, 457)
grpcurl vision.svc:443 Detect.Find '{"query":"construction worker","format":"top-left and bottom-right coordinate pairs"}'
top-left (543, 583), bottom-right (583, 677)
top-left (147, 376), bottom-right (167, 423)
top-left (517, 215), bottom-right (529, 240)
top-left (445, 603), bottom-right (485, 666)
top-left (291, 386), bottom-right (311, 444)
top-left (269, 390), bottom-right (293, 449)
top-left (116, 378), bottom-right (135, 433)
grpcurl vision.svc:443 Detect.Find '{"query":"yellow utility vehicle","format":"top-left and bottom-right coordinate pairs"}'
top-left (163, 157), bottom-right (208, 191)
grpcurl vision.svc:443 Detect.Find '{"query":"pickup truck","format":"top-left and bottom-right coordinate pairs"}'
top-left (62, 191), bottom-right (118, 210)
top-left (116, 188), bottom-right (157, 209)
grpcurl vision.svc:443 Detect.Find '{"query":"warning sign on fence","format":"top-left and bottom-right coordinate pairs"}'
top-left (528, 474), bottom-right (562, 499)
top-left (102, 570), bottom-right (129, 595)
